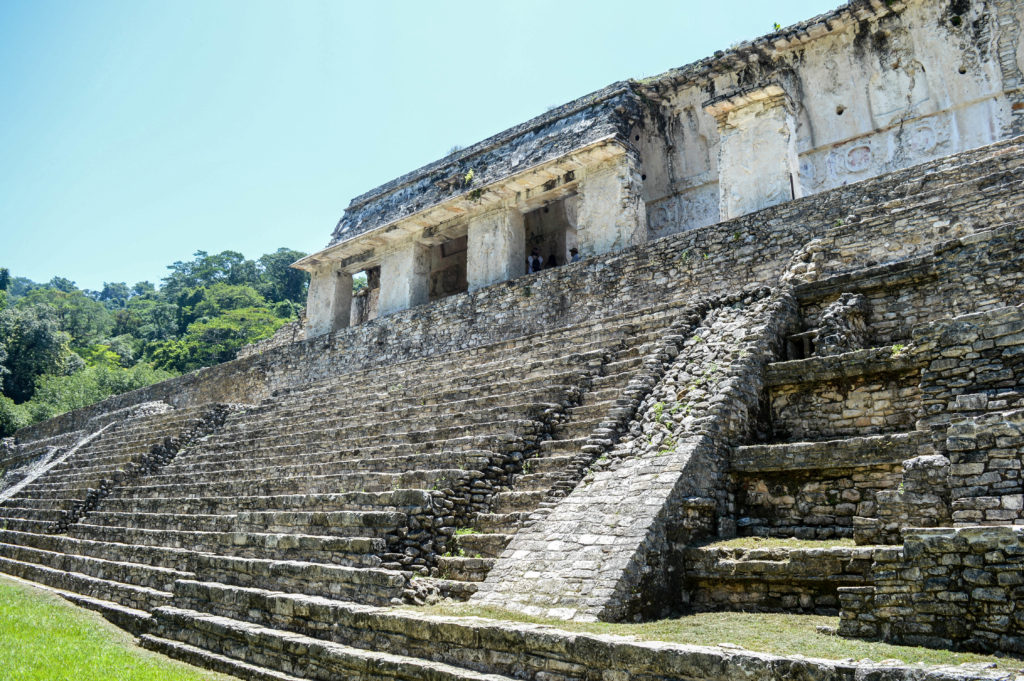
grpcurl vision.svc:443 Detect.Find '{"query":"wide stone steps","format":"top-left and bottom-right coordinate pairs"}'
top-left (246, 362), bottom-right (589, 422)
top-left (112, 466), bottom-right (478, 500)
top-left (205, 400), bottom-right (557, 453)
top-left (732, 431), bottom-right (927, 473)
top-left (0, 540), bottom-right (190, 592)
top-left (170, 435), bottom-right (508, 469)
top-left (507, 471), bottom-right (562, 492)
top-left (489, 490), bottom-right (546, 514)
top-left (93, 489), bottom-right (435, 516)
top-left (0, 528), bottom-right (197, 571)
top-left (453, 532), bottom-right (511, 559)
top-left (522, 454), bottom-right (575, 474)
top-left (191, 553), bottom-right (408, 606)
top-left (436, 555), bottom-right (495, 581)
top-left (81, 508), bottom-right (404, 538)
top-left (472, 512), bottom-right (533, 534)
top-left (0, 554), bottom-right (173, 612)
top-left (171, 418), bottom-right (544, 466)
top-left (63, 524), bottom-right (384, 566)
top-left (115, 450), bottom-right (494, 489)
top-left (140, 635), bottom-right (305, 681)
top-left (147, 606), bottom-right (516, 681)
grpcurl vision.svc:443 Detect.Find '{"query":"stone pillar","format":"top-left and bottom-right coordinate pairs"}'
top-left (378, 241), bottom-right (430, 316)
top-left (574, 154), bottom-right (647, 258)
top-left (705, 84), bottom-right (801, 221)
top-left (304, 261), bottom-right (352, 339)
top-left (466, 207), bottom-right (526, 292)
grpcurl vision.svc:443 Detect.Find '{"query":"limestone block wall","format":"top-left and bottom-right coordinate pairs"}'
top-left (947, 408), bottom-right (1024, 525)
top-left (768, 370), bottom-right (921, 442)
top-left (839, 526), bottom-right (1024, 654)
top-left (681, 544), bottom-right (874, 614)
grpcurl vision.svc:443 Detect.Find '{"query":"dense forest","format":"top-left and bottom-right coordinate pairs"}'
top-left (0, 248), bottom-right (309, 437)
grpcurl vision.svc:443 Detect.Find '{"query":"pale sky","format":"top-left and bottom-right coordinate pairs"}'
top-left (0, 0), bottom-right (841, 291)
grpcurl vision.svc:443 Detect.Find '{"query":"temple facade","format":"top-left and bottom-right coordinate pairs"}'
top-left (294, 0), bottom-right (1024, 339)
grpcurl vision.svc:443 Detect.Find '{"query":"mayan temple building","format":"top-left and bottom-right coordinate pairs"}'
top-left (3, 0), bottom-right (1024, 678)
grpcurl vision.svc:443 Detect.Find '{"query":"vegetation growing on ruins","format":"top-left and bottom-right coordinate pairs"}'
top-left (0, 248), bottom-right (310, 436)
top-left (0, 576), bottom-right (233, 680)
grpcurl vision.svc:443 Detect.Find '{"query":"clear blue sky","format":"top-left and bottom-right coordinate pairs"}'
top-left (0, 0), bottom-right (840, 292)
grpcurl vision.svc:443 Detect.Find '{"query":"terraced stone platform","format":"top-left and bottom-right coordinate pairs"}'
top-left (4, 45), bottom-right (1024, 681)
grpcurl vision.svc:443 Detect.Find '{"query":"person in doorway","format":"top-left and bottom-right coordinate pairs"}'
top-left (527, 248), bottom-right (544, 273)
top-left (569, 247), bottom-right (581, 263)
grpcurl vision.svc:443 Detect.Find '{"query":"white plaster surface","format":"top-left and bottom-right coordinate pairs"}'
top-left (712, 94), bottom-right (800, 220)
top-left (305, 263), bottom-right (352, 338)
top-left (379, 241), bottom-right (430, 316)
top-left (466, 207), bottom-right (525, 292)
top-left (575, 156), bottom-right (647, 258)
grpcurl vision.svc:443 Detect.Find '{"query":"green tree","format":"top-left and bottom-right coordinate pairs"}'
top-left (257, 248), bottom-right (309, 304)
top-left (19, 286), bottom-right (113, 348)
top-left (162, 250), bottom-right (259, 300)
top-left (150, 306), bottom-right (287, 373)
top-left (0, 305), bottom-right (75, 403)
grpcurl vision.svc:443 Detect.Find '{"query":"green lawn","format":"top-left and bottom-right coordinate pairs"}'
top-left (0, 575), bottom-right (234, 681)
top-left (412, 603), bottom-right (1024, 671)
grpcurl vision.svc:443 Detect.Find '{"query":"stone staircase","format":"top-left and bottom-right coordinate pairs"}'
top-left (0, 138), bottom-right (1023, 678)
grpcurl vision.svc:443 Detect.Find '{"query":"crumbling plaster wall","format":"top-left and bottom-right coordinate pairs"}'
top-left (639, 0), bottom-right (1021, 238)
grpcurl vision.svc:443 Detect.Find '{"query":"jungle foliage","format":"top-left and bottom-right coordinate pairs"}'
top-left (0, 248), bottom-right (309, 436)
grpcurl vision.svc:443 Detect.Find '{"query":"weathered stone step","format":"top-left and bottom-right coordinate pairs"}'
top-left (473, 512), bottom-right (532, 534)
top-left (115, 466), bottom-right (477, 499)
top-left (453, 532), bottom-right (511, 559)
top-left (148, 450), bottom-right (493, 487)
top-left (208, 402), bottom-right (556, 452)
top-left (0, 541), bottom-right (191, 592)
top-left (140, 635), bottom-right (305, 681)
top-left (149, 606), bottom-right (517, 681)
top-left (176, 434), bottom-right (507, 468)
top-left (764, 346), bottom-right (923, 387)
top-left (508, 471), bottom-right (561, 492)
top-left (192, 553), bottom-right (408, 606)
top-left (732, 431), bottom-right (928, 472)
top-left (0, 554), bottom-right (172, 612)
top-left (184, 418), bottom-right (543, 463)
top-left (234, 509), bottom-right (406, 537)
top-left (0, 505), bottom-right (67, 522)
top-left (234, 364), bottom-right (588, 424)
top-left (0, 528), bottom-right (197, 572)
top-left (523, 454), bottom-right (575, 474)
top-left (95, 489), bottom-right (435, 516)
top-left (79, 511), bottom-right (239, 533)
top-left (437, 555), bottom-right (495, 582)
top-left (224, 382), bottom-right (577, 436)
top-left (62, 522), bottom-right (383, 566)
top-left (539, 437), bottom-right (588, 454)
top-left (681, 542), bottom-right (879, 615)
top-left (489, 491), bottom-right (546, 514)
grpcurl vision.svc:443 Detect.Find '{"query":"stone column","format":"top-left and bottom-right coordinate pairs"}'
top-left (378, 241), bottom-right (430, 316)
top-left (705, 84), bottom-right (801, 220)
top-left (304, 261), bottom-right (352, 338)
top-left (466, 207), bottom-right (526, 292)
top-left (574, 153), bottom-right (647, 258)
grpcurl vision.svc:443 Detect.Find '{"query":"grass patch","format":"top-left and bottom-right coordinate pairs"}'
top-left (694, 536), bottom-right (857, 550)
top-left (0, 575), bottom-right (233, 681)
top-left (409, 604), bottom-right (1024, 671)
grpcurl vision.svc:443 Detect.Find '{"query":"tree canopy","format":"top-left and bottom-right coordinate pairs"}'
top-left (0, 247), bottom-right (311, 436)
